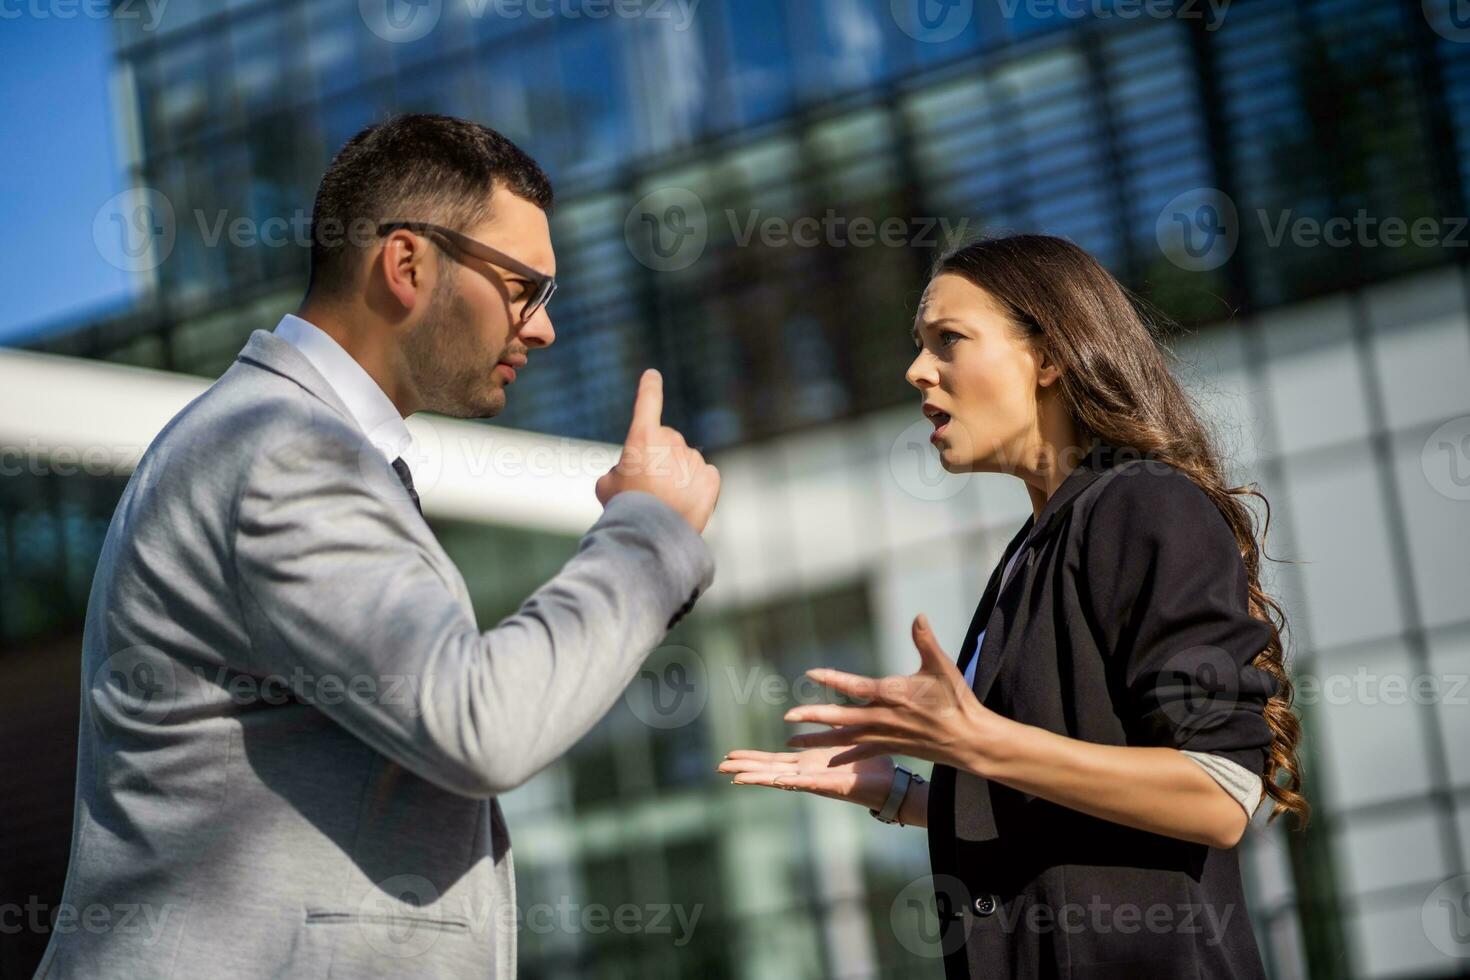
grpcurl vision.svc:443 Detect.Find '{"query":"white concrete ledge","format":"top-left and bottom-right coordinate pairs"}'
top-left (0, 346), bottom-right (614, 535)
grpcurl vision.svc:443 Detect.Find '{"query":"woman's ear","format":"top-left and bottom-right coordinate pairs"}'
top-left (1036, 347), bottom-right (1063, 388)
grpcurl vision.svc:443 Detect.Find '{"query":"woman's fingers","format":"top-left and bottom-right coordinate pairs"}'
top-left (771, 773), bottom-right (852, 795)
top-left (730, 770), bottom-right (851, 796)
top-left (721, 749), bottom-right (800, 763)
top-left (805, 667), bottom-right (885, 702)
top-left (787, 724), bottom-right (879, 748)
top-left (729, 770), bottom-right (798, 787)
top-left (783, 703), bottom-right (886, 727)
top-left (911, 612), bottom-right (956, 675)
top-left (716, 757), bottom-right (797, 775)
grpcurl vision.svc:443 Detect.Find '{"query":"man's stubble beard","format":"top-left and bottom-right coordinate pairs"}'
top-left (403, 267), bottom-right (508, 420)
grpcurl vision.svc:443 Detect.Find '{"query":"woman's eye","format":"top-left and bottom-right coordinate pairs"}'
top-left (940, 331), bottom-right (961, 347)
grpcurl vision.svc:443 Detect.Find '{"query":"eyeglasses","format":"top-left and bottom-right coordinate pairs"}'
top-left (377, 221), bottom-right (557, 323)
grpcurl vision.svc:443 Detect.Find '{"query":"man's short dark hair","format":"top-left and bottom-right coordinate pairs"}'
top-left (306, 113), bottom-right (553, 299)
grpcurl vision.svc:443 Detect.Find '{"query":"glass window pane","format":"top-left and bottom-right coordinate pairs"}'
top-left (1351, 901), bottom-right (1458, 978)
top-left (229, 12), bottom-right (286, 115)
top-left (1308, 643), bottom-right (1433, 811)
top-left (1281, 444), bottom-right (1403, 650)
top-left (1427, 624), bottom-right (1470, 786)
top-left (789, 0), bottom-right (891, 100)
top-left (1392, 429), bottom-right (1470, 631)
top-left (1261, 297), bottom-right (1372, 456)
top-left (721, 0), bottom-right (794, 126)
top-left (553, 24), bottom-right (629, 180)
top-left (1334, 810), bottom-right (1446, 896)
top-left (1365, 268), bottom-right (1470, 432)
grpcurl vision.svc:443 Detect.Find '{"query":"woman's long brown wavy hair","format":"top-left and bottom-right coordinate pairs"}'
top-left (933, 233), bottom-right (1308, 829)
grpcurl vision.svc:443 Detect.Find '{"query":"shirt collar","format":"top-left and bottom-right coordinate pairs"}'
top-left (272, 313), bottom-right (412, 463)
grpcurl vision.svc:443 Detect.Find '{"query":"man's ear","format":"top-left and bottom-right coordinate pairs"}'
top-left (379, 230), bottom-right (426, 311)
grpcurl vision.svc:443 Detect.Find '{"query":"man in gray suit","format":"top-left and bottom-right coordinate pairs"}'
top-left (36, 114), bottom-right (720, 979)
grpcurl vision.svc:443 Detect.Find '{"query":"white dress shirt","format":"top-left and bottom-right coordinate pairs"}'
top-left (962, 534), bottom-right (1267, 820)
top-left (272, 313), bottom-right (413, 464)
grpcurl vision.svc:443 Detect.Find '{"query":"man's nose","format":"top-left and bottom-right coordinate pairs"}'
top-left (519, 310), bottom-right (555, 349)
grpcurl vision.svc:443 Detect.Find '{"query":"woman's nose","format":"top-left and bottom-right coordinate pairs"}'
top-left (906, 353), bottom-right (936, 389)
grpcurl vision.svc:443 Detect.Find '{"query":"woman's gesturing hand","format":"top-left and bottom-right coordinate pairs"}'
top-left (717, 746), bottom-right (896, 810)
top-left (781, 613), bottom-right (1015, 775)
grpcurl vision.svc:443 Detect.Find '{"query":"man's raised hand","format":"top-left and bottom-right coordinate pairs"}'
top-left (595, 369), bottom-right (721, 533)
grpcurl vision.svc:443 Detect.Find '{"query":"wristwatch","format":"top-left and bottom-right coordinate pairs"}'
top-left (870, 765), bottom-right (925, 825)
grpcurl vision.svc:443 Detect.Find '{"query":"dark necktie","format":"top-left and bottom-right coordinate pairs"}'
top-left (390, 456), bottom-right (422, 517)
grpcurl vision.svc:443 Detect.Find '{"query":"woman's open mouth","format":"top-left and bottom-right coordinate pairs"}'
top-left (923, 404), bottom-right (951, 442)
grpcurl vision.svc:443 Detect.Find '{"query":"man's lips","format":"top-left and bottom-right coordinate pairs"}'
top-left (496, 357), bottom-right (527, 383)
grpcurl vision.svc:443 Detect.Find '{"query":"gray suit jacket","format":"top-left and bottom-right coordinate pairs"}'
top-left (35, 329), bottom-right (714, 979)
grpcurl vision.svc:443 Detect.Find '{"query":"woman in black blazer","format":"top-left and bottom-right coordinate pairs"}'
top-left (720, 234), bottom-right (1308, 979)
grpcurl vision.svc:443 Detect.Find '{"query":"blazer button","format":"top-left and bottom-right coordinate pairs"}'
top-left (973, 894), bottom-right (997, 917)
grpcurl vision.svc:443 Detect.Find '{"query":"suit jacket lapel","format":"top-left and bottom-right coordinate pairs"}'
top-left (954, 517), bottom-right (1034, 681)
top-left (970, 442), bottom-right (1121, 701)
top-left (951, 440), bottom-right (1117, 842)
top-left (950, 518), bottom-right (1031, 842)
top-left (233, 329), bottom-right (476, 617)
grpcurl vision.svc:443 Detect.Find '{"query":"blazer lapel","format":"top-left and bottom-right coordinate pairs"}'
top-left (952, 440), bottom-right (1117, 842)
top-left (954, 517), bottom-right (1034, 681)
top-left (233, 329), bottom-right (476, 616)
top-left (951, 518), bottom-right (1031, 842)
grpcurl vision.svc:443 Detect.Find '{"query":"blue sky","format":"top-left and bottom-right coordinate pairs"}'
top-left (0, 11), bottom-right (134, 346)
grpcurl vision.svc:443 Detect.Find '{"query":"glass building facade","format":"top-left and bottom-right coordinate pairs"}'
top-left (4, 0), bottom-right (1470, 976)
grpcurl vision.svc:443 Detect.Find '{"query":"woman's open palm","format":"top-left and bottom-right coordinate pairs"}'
top-left (717, 746), bottom-right (895, 810)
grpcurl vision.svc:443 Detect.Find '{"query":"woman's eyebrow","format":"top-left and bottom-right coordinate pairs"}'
top-left (912, 317), bottom-right (965, 344)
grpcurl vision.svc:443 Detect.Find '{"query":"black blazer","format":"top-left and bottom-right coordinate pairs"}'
top-left (925, 441), bottom-right (1280, 980)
